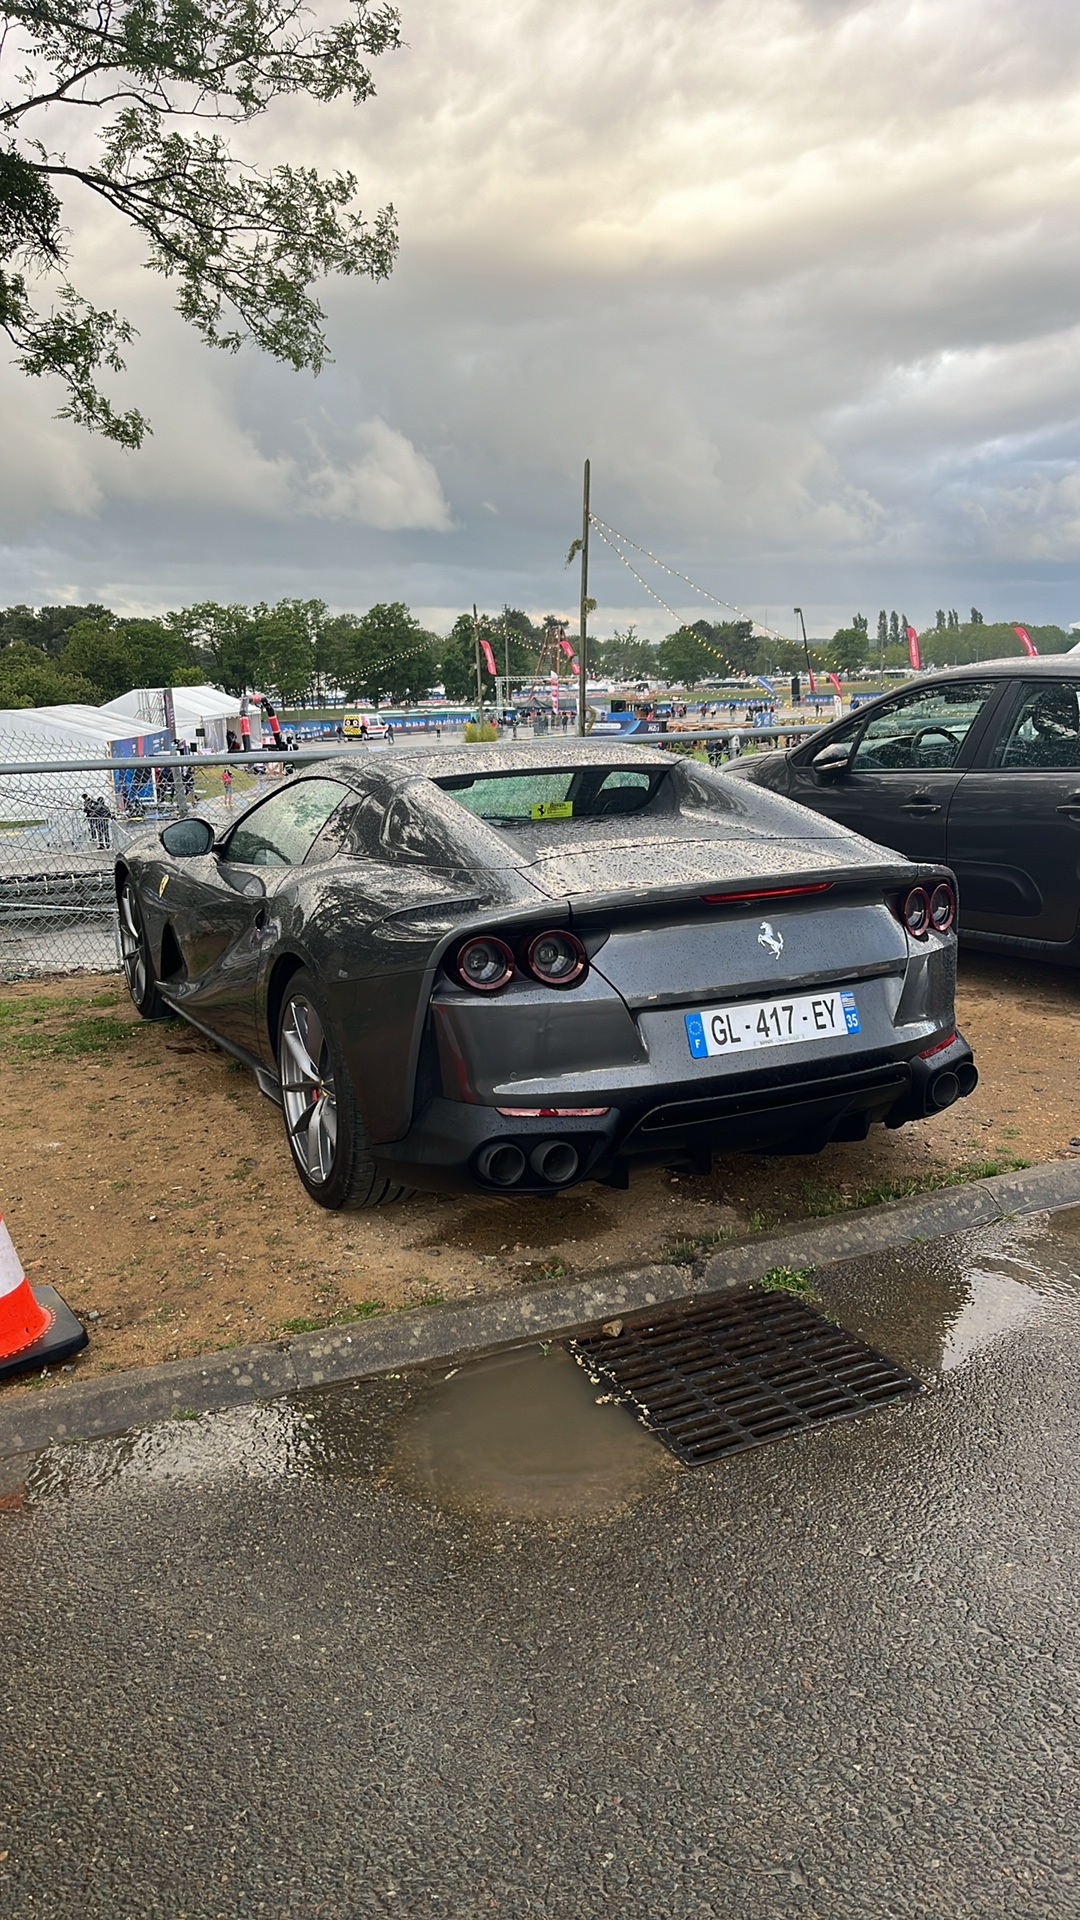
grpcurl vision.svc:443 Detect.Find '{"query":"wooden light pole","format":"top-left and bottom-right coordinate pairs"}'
top-left (577, 459), bottom-right (590, 737)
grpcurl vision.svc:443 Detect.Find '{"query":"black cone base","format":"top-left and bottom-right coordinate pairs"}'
top-left (0, 1287), bottom-right (89, 1383)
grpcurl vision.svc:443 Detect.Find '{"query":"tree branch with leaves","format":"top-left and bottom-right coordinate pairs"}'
top-left (0, 0), bottom-right (400, 442)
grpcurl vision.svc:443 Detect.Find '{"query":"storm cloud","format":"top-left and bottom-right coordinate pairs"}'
top-left (3, 0), bottom-right (1080, 638)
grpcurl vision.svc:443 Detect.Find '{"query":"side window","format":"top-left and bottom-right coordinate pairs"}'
top-left (382, 787), bottom-right (465, 866)
top-left (848, 681), bottom-right (997, 773)
top-left (991, 682), bottom-right (1080, 770)
top-left (223, 779), bottom-right (352, 867)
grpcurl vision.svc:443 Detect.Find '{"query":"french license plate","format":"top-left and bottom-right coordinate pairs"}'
top-left (685, 990), bottom-right (860, 1058)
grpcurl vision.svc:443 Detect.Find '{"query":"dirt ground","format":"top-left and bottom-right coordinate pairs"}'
top-left (0, 952), bottom-right (1076, 1389)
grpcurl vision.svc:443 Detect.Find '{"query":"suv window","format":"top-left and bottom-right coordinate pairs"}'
top-left (991, 681), bottom-right (1080, 770)
top-left (222, 779), bottom-right (352, 866)
top-left (847, 681), bottom-right (997, 773)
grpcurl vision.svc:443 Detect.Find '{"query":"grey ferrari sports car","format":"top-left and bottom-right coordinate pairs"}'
top-left (115, 742), bottom-right (976, 1208)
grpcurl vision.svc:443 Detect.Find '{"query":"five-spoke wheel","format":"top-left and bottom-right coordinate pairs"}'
top-left (118, 877), bottom-right (166, 1019)
top-left (279, 993), bottom-right (339, 1188)
top-left (276, 969), bottom-right (412, 1210)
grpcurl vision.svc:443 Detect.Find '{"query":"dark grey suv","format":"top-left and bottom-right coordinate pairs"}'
top-left (724, 657), bottom-right (1080, 964)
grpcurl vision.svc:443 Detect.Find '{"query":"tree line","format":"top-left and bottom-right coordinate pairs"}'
top-left (0, 599), bottom-right (1074, 712)
top-left (0, 600), bottom-right (665, 711)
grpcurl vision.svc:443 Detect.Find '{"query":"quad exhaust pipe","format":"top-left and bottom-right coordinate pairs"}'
top-left (529, 1140), bottom-right (579, 1185)
top-left (475, 1138), bottom-right (581, 1188)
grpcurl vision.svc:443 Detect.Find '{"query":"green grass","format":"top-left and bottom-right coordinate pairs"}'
top-left (8, 1016), bottom-right (137, 1058)
top-left (280, 1300), bottom-right (386, 1335)
top-left (801, 1155), bottom-right (1031, 1218)
top-left (758, 1264), bottom-right (816, 1297)
top-left (664, 1225), bottom-right (739, 1264)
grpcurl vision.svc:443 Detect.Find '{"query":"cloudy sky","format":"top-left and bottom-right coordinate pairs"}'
top-left (4, 0), bottom-right (1080, 640)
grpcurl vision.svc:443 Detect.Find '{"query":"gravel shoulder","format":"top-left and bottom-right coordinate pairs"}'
top-left (0, 951), bottom-right (1075, 1389)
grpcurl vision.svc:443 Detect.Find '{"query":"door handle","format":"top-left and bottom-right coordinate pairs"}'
top-left (901, 798), bottom-right (941, 812)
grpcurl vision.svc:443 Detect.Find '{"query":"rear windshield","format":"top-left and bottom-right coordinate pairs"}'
top-left (433, 766), bottom-right (669, 825)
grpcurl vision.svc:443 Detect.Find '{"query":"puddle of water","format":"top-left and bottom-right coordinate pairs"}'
top-left (389, 1345), bottom-right (676, 1519)
top-left (940, 1266), bottom-right (1040, 1371)
top-left (1045, 1202), bottom-right (1080, 1243)
top-left (23, 1400), bottom-right (314, 1504)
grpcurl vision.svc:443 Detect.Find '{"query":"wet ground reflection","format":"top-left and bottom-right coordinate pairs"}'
top-left (10, 1207), bottom-right (1079, 1517)
top-left (387, 1345), bottom-right (677, 1518)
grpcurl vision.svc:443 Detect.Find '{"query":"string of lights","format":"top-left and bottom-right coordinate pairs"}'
top-left (589, 521), bottom-right (745, 676)
top-left (589, 514), bottom-right (808, 652)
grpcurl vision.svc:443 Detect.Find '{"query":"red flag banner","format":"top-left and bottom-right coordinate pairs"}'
top-left (1014, 624), bottom-right (1038, 657)
top-left (906, 625), bottom-right (921, 672)
top-left (827, 672), bottom-right (843, 696)
top-left (479, 637), bottom-right (498, 676)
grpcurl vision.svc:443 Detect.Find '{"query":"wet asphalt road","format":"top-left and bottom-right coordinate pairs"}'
top-left (1, 1211), bottom-right (1078, 1920)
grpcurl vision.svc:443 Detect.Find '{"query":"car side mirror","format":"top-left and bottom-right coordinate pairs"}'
top-left (812, 742), bottom-right (852, 782)
top-left (160, 817), bottom-right (215, 857)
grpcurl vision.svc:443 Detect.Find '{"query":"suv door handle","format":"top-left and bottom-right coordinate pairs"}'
top-left (901, 796), bottom-right (941, 812)
top-left (1057, 796), bottom-right (1080, 816)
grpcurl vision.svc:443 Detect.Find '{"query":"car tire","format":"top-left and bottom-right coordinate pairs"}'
top-left (118, 875), bottom-right (169, 1020)
top-left (277, 968), bottom-right (412, 1211)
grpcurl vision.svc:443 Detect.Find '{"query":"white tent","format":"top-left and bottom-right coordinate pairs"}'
top-left (0, 704), bottom-right (127, 835)
top-left (103, 685), bottom-right (244, 752)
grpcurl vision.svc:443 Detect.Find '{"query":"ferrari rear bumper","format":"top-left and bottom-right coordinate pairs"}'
top-left (371, 1031), bottom-right (976, 1195)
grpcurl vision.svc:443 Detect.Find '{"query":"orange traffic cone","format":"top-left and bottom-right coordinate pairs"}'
top-left (0, 1212), bottom-right (88, 1382)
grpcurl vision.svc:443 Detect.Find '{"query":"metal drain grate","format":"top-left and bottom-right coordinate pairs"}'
top-left (568, 1291), bottom-right (924, 1466)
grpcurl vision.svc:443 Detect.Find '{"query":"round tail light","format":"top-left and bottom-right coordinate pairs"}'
top-left (525, 930), bottom-right (587, 987)
top-left (454, 936), bottom-right (515, 992)
top-left (902, 886), bottom-right (931, 937)
top-left (929, 882), bottom-right (956, 933)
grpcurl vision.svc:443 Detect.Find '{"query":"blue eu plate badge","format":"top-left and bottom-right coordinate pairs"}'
top-left (685, 1012), bottom-right (708, 1059)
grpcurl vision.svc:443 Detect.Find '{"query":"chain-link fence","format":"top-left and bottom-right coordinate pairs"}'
top-left (0, 724), bottom-right (824, 979)
top-left (0, 733), bottom-right (357, 980)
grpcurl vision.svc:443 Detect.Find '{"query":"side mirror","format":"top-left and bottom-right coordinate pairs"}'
top-left (160, 817), bottom-right (215, 858)
top-left (812, 742), bottom-right (852, 782)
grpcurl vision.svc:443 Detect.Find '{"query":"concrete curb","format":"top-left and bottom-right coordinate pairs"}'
top-left (2, 1157), bottom-right (1079, 1459)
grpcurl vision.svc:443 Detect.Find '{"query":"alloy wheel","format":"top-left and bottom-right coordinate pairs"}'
top-left (119, 883), bottom-right (147, 1005)
top-left (280, 994), bottom-right (339, 1185)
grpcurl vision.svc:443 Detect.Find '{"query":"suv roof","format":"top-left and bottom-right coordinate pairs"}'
top-left (918, 655), bottom-right (1080, 678)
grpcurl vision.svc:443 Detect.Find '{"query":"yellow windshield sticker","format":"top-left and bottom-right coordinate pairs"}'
top-left (531, 800), bottom-right (574, 821)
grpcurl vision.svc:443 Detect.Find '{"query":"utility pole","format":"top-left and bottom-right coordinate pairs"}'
top-left (473, 603), bottom-right (484, 734)
top-left (577, 459), bottom-right (590, 737)
top-left (794, 607), bottom-right (814, 692)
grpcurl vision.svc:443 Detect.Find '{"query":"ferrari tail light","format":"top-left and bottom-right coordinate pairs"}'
top-left (448, 926), bottom-right (589, 992)
top-left (900, 886), bottom-right (930, 937)
top-left (890, 880), bottom-right (956, 939)
top-left (453, 936), bottom-right (515, 992)
top-left (524, 930), bottom-right (587, 987)
top-left (929, 882), bottom-right (956, 933)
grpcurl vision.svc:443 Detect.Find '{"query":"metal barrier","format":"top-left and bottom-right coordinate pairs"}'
top-left (0, 727), bottom-right (820, 979)
top-left (0, 742), bottom-right (359, 980)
